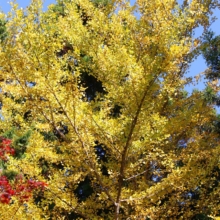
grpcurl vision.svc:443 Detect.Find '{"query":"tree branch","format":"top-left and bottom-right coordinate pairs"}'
top-left (123, 169), bottom-right (148, 181)
top-left (115, 76), bottom-right (158, 219)
top-left (47, 84), bottom-right (116, 206)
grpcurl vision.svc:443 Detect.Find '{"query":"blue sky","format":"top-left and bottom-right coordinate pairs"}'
top-left (0, 0), bottom-right (220, 94)
top-left (0, 0), bottom-right (55, 12)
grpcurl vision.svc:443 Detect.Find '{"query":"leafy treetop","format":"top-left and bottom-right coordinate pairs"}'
top-left (0, 0), bottom-right (219, 219)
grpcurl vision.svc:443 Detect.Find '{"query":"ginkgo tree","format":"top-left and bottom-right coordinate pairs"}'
top-left (0, 0), bottom-right (220, 219)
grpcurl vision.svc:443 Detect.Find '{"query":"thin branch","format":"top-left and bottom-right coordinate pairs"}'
top-left (9, 63), bottom-right (27, 93)
top-left (39, 108), bottom-right (67, 141)
top-left (115, 76), bottom-right (158, 219)
top-left (46, 84), bottom-right (116, 205)
top-left (120, 186), bottom-right (169, 203)
top-left (123, 169), bottom-right (148, 181)
top-left (91, 115), bottom-right (121, 154)
top-left (11, 204), bottom-right (22, 220)
top-left (46, 188), bottom-right (88, 219)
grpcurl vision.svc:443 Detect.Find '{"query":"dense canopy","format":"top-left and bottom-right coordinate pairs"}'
top-left (0, 0), bottom-right (220, 219)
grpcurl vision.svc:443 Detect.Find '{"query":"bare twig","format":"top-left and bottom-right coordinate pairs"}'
top-left (123, 169), bottom-right (148, 181)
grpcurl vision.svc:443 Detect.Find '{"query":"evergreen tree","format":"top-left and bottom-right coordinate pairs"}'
top-left (201, 31), bottom-right (220, 80)
top-left (0, 18), bottom-right (7, 42)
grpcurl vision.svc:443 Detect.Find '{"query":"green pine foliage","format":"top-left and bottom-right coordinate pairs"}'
top-left (3, 129), bottom-right (31, 158)
top-left (201, 31), bottom-right (220, 80)
top-left (0, 19), bottom-right (7, 42)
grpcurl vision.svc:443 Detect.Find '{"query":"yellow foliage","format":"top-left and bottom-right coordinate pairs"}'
top-left (0, 0), bottom-right (219, 219)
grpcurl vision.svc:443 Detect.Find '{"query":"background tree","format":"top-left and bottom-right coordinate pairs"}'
top-left (0, 0), bottom-right (220, 219)
top-left (201, 31), bottom-right (220, 109)
top-left (201, 31), bottom-right (220, 80)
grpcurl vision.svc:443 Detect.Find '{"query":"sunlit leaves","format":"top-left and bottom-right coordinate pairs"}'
top-left (0, 0), bottom-right (219, 219)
